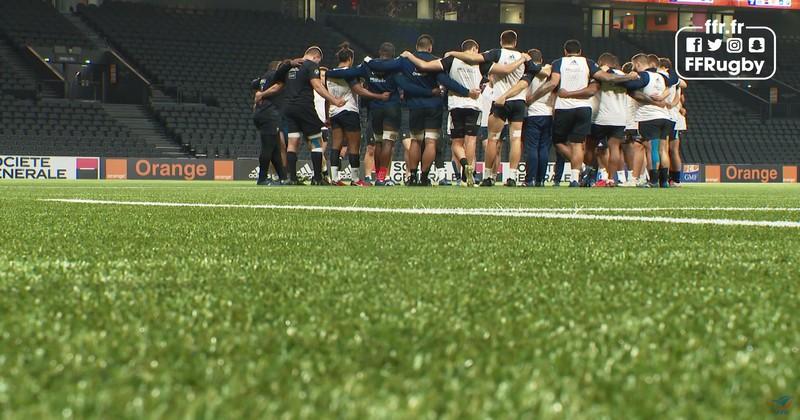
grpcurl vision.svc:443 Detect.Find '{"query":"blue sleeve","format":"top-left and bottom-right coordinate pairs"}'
top-left (524, 61), bottom-right (542, 77)
top-left (366, 57), bottom-right (405, 73)
top-left (551, 59), bottom-right (562, 74)
top-left (436, 72), bottom-right (469, 96)
top-left (623, 72), bottom-right (649, 91)
top-left (326, 64), bottom-right (366, 80)
top-left (587, 59), bottom-right (600, 76)
top-left (481, 49), bottom-right (502, 63)
top-left (393, 73), bottom-right (433, 97)
top-left (665, 69), bottom-right (680, 87)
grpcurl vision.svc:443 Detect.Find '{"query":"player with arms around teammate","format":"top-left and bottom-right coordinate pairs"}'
top-left (448, 30), bottom-right (542, 186)
top-left (326, 43), bottom-right (391, 186)
top-left (591, 53), bottom-right (631, 187)
top-left (401, 38), bottom-right (485, 186)
top-left (659, 57), bottom-right (688, 187)
top-left (326, 42), bottom-right (402, 186)
top-left (252, 59), bottom-right (295, 185)
top-left (280, 46), bottom-right (345, 185)
top-left (539, 40), bottom-right (638, 187)
top-left (367, 35), bottom-right (474, 186)
top-left (522, 49), bottom-right (554, 187)
top-left (625, 53), bottom-right (679, 188)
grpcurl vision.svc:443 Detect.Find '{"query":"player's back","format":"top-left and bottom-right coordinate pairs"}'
top-left (326, 71), bottom-right (359, 116)
top-left (595, 69), bottom-right (628, 127)
top-left (635, 71), bottom-right (670, 122)
top-left (553, 56), bottom-right (595, 110)
top-left (284, 61), bottom-right (319, 107)
top-left (446, 57), bottom-right (481, 110)
top-left (485, 48), bottom-right (526, 101)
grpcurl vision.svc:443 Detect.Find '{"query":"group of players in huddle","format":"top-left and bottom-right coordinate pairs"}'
top-left (252, 29), bottom-right (688, 188)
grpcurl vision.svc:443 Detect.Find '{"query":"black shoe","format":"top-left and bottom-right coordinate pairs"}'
top-left (285, 179), bottom-right (300, 186)
top-left (504, 178), bottom-right (517, 187)
top-left (310, 179), bottom-right (323, 186)
top-left (257, 179), bottom-right (271, 186)
top-left (420, 177), bottom-right (432, 187)
top-left (480, 178), bottom-right (494, 187)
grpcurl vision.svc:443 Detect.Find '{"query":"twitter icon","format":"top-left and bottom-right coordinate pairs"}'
top-left (707, 39), bottom-right (723, 52)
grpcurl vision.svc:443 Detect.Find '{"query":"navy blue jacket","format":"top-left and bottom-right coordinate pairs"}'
top-left (325, 63), bottom-right (400, 110)
top-left (366, 52), bottom-right (470, 110)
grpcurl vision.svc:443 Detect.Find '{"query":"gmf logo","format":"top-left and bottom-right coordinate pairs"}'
top-left (769, 395), bottom-right (792, 415)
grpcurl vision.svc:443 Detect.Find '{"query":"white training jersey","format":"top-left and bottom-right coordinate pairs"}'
top-left (526, 75), bottom-right (554, 117)
top-left (625, 95), bottom-right (639, 131)
top-left (482, 48), bottom-right (532, 102)
top-left (590, 92), bottom-right (600, 123)
top-left (675, 86), bottom-right (687, 131)
top-left (314, 91), bottom-right (326, 123)
top-left (594, 69), bottom-right (629, 127)
top-left (479, 85), bottom-right (494, 127)
top-left (326, 68), bottom-right (359, 117)
top-left (635, 71), bottom-right (671, 122)
top-left (552, 56), bottom-right (600, 110)
top-left (441, 56), bottom-right (482, 110)
top-left (661, 73), bottom-right (679, 123)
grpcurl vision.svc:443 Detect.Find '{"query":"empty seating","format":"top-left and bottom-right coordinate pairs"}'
top-left (0, 0), bottom-right (92, 49)
top-left (0, 94), bottom-right (156, 157)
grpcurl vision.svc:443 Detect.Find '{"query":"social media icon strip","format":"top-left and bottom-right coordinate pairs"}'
top-left (675, 20), bottom-right (776, 80)
top-left (727, 38), bottom-right (743, 54)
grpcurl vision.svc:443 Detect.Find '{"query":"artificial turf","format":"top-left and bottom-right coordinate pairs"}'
top-left (1, 181), bottom-right (798, 419)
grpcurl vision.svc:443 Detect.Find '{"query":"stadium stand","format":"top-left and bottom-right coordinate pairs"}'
top-left (0, 94), bottom-right (158, 157)
top-left (78, 2), bottom-right (360, 158)
top-left (0, 1), bottom-right (169, 157)
top-left (0, 0), bottom-right (92, 49)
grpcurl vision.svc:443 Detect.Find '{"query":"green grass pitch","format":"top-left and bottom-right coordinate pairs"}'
top-left (1, 181), bottom-right (798, 419)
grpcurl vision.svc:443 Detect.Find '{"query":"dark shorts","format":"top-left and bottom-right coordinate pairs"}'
top-left (591, 124), bottom-right (625, 148)
top-left (370, 106), bottom-right (401, 137)
top-left (284, 104), bottom-right (324, 138)
top-left (478, 126), bottom-right (489, 141)
top-left (624, 129), bottom-right (641, 144)
top-left (410, 107), bottom-right (443, 133)
top-left (490, 99), bottom-right (526, 123)
top-left (331, 110), bottom-right (361, 133)
top-left (672, 130), bottom-right (685, 141)
top-left (638, 119), bottom-right (673, 141)
top-left (253, 107), bottom-right (281, 134)
top-left (449, 108), bottom-right (480, 139)
top-left (553, 107), bottom-right (592, 144)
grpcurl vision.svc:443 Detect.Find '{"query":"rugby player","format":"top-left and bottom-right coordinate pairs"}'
top-left (521, 49), bottom-right (554, 187)
top-left (252, 59), bottom-right (293, 185)
top-left (280, 46), bottom-right (345, 185)
top-left (659, 58), bottom-right (688, 187)
top-left (401, 39), bottom-right (486, 187)
top-left (592, 53), bottom-right (630, 187)
top-left (326, 43), bottom-right (391, 186)
top-left (625, 53), bottom-right (679, 188)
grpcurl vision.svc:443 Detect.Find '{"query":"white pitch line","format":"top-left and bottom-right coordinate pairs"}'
top-left (40, 199), bottom-right (800, 228)
top-left (474, 207), bottom-right (800, 212)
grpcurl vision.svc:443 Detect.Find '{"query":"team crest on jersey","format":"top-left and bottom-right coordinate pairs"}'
top-left (314, 69), bottom-right (320, 76)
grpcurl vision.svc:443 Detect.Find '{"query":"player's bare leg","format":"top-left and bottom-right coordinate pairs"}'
top-left (481, 115), bottom-right (505, 186)
top-left (505, 121), bottom-right (523, 186)
top-left (669, 137), bottom-right (682, 186)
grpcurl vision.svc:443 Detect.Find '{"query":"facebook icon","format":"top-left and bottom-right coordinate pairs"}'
top-left (686, 37), bottom-right (703, 53)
